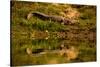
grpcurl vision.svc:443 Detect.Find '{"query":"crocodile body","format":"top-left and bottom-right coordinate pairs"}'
top-left (27, 12), bottom-right (73, 25)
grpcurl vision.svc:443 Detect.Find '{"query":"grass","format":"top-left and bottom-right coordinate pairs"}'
top-left (11, 1), bottom-right (96, 66)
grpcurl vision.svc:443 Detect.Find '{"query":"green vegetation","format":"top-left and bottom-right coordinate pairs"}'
top-left (11, 1), bottom-right (96, 66)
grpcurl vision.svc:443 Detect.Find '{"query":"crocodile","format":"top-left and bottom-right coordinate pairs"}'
top-left (27, 12), bottom-right (73, 25)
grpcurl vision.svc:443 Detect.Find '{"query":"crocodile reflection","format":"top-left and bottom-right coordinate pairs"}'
top-left (26, 39), bottom-right (79, 60)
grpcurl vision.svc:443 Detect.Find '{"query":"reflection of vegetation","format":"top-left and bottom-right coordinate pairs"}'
top-left (11, 1), bottom-right (96, 66)
top-left (32, 39), bottom-right (62, 49)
